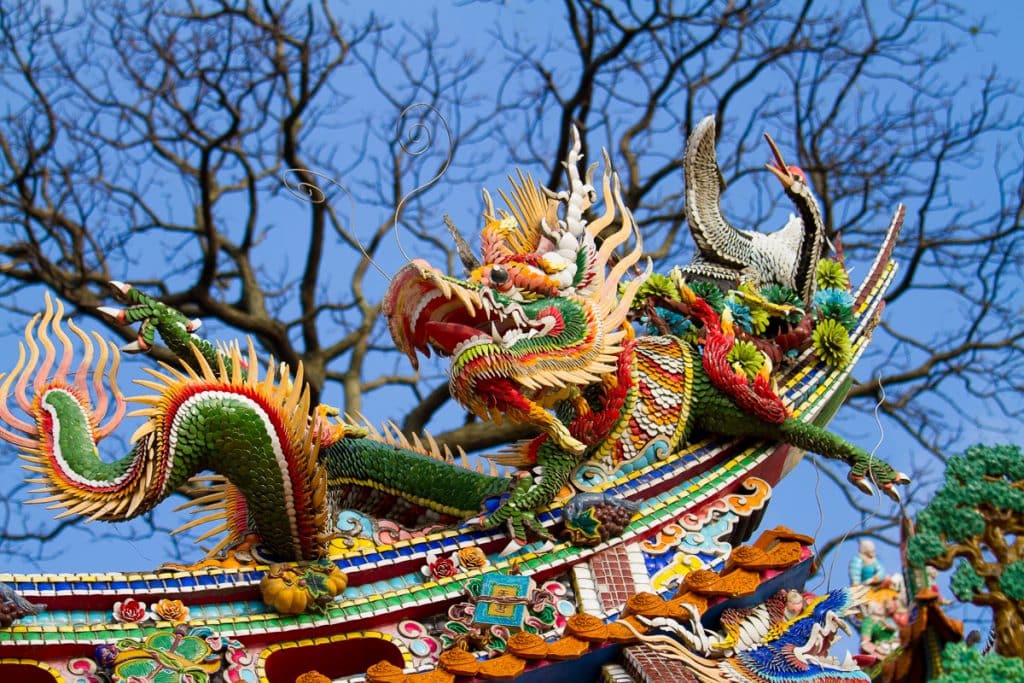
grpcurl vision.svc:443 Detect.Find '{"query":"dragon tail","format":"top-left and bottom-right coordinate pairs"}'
top-left (0, 295), bottom-right (148, 521)
top-left (0, 295), bottom-right (329, 560)
top-left (134, 339), bottom-right (330, 560)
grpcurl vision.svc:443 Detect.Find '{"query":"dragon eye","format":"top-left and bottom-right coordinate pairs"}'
top-left (489, 265), bottom-right (510, 286)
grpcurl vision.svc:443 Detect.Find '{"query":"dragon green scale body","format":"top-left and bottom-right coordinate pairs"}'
top-left (0, 288), bottom-right (901, 561)
top-left (0, 126), bottom-right (906, 561)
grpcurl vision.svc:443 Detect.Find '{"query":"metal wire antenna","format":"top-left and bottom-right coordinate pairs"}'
top-left (392, 103), bottom-right (455, 264)
top-left (280, 167), bottom-right (390, 280)
top-left (814, 372), bottom-right (890, 592)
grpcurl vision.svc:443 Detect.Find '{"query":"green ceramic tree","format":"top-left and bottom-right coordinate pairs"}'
top-left (933, 642), bottom-right (1024, 683)
top-left (907, 444), bottom-right (1024, 657)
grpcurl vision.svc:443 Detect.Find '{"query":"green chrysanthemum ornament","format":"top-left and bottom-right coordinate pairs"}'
top-left (816, 258), bottom-right (849, 291)
top-left (640, 272), bottom-right (680, 301)
top-left (668, 268), bottom-right (726, 312)
top-left (747, 307), bottom-right (771, 335)
top-left (688, 280), bottom-right (726, 313)
top-left (727, 340), bottom-right (765, 381)
top-left (811, 318), bottom-right (852, 367)
top-left (759, 284), bottom-right (804, 324)
top-left (760, 283), bottom-right (801, 308)
top-left (624, 272), bottom-right (679, 311)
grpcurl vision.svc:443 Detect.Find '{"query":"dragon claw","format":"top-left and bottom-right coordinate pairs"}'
top-left (847, 471), bottom-right (875, 497)
top-left (462, 514), bottom-right (487, 529)
top-left (101, 283), bottom-right (198, 356)
top-left (881, 483), bottom-right (902, 504)
top-left (638, 616), bottom-right (674, 631)
top-left (848, 464), bottom-right (910, 502)
top-left (108, 280), bottom-right (132, 296)
top-left (97, 306), bottom-right (125, 323)
top-left (499, 538), bottom-right (525, 557)
top-left (343, 425), bottom-right (369, 439)
top-left (122, 339), bottom-right (150, 354)
top-left (465, 491), bottom-right (552, 549)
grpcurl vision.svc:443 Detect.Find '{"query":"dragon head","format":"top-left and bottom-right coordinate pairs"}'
top-left (384, 129), bottom-right (649, 454)
top-left (723, 586), bottom-right (870, 680)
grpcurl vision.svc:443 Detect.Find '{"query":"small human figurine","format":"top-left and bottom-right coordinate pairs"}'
top-left (859, 598), bottom-right (901, 657)
top-left (849, 539), bottom-right (886, 586)
top-left (891, 603), bottom-right (910, 630)
top-left (783, 589), bottom-right (806, 621)
top-left (923, 564), bottom-right (954, 605)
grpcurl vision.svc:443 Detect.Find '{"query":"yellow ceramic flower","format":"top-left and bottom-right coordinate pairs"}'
top-left (457, 546), bottom-right (488, 569)
top-left (152, 598), bottom-right (190, 623)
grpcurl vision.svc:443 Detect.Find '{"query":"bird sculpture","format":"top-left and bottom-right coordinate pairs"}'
top-left (680, 115), bottom-right (828, 308)
top-left (0, 581), bottom-right (44, 627)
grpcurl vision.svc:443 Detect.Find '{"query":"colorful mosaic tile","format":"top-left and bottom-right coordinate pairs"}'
top-left (0, 263), bottom-right (892, 652)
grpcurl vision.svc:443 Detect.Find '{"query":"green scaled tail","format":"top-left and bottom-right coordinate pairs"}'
top-left (0, 296), bottom-right (329, 561)
top-left (325, 434), bottom-right (511, 523)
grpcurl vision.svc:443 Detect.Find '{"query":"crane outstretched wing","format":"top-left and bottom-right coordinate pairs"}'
top-left (684, 115), bottom-right (751, 268)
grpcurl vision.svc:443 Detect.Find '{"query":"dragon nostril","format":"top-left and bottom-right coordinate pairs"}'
top-left (489, 265), bottom-right (509, 286)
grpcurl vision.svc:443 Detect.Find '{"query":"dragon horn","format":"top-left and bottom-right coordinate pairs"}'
top-left (444, 214), bottom-right (481, 272)
top-left (481, 188), bottom-right (496, 218)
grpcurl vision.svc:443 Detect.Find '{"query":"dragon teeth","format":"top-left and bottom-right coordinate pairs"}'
top-left (412, 291), bottom-right (444, 329)
top-left (499, 330), bottom-right (520, 347)
top-left (450, 335), bottom-right (492, 359)
top-left (453, 286), bottom-right (476, 316)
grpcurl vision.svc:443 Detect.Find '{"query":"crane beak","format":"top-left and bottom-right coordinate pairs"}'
top-left (763, 133), bottom-right (795, 189)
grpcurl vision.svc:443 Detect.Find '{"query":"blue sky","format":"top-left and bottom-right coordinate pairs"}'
top-left (0, 3), bottom-right (1020, 651)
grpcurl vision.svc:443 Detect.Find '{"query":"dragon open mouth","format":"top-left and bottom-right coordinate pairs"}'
top-left (384, 259), bottom-right (607, 455)
top-left (385, 260), bottom-right (560, 371)
top-left (790, 608), bottom-right (859, 672)
top-left (381, 132), bottom-right (641, 459)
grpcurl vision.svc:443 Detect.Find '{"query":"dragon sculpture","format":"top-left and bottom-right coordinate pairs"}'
top-left (680, 115), bottom-right (828, 308)
top-left (628, 587), bottom-right (871, 682)
top-left (0, 125), bottom-right (906, 563)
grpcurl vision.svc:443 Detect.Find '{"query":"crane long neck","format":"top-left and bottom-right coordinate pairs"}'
top-left (790, 186), bottom-right (827, 305)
